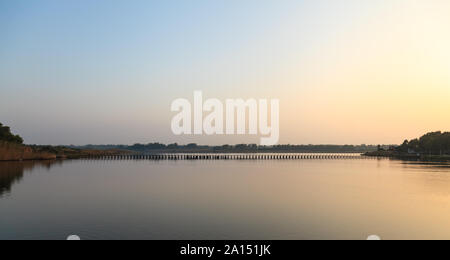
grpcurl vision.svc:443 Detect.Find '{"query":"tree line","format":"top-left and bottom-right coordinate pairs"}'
top-left (73, 143), bottom-right (380, 153)
top-left (0, 123), bottom-right (23, 144)
top-left (398, 131), bottom-right (450, 155)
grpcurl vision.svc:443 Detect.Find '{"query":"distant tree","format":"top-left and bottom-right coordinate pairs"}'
top-left (409, 139), bottom-right (420, 152)
top-left (397, 131), bottom-right (450, 155)
top-left (146, 143), bottom-right (166, 150)
top-left (398, 140), bottom-right (409, 153)
top-left (167, 143), bottom-right (179, 149)
top-left (186, 143), bottom-right (198, 148)
top-left (0, 123), bottom-right (24, 144)
top-left (131, 143), bottom-right (146, 151)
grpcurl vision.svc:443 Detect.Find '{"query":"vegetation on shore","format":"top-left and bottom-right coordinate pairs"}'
top-left (72, 143), bottom-right (382, 154)
top-left (29, 145), bottom-right (127, 159)
top-left (0, 123), bottom-right (23, 144)
top-left (365, 131), bottom-right (450, 161)
top-left (0, 141), bottom-right (57, 161)
top-left (0, 123), bottom-right (127, 161)
top-left (3, 122), bottom-right (449, 162)
top-left (398, 131), bottom-right (450, 156)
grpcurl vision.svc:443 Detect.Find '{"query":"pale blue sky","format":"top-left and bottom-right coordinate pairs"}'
top-left (2, 0), bottom-right (449, 145)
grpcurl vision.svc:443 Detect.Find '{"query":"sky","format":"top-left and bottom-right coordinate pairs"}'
top-left (1, 0), bottom-right (450, 145)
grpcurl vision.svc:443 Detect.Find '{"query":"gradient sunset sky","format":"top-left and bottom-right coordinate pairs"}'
top-left (1, 0), bottom-right (449, 145)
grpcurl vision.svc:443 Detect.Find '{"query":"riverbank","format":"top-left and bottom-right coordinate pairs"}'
top-left (0, 141), bottom-right (128, 161)
top-left (0, 142), bottom-right (55, 161)
top-left (364, 150), bottom-right (450, 162)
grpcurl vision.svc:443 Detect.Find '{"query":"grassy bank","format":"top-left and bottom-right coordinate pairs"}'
top-left (30, 145), bottom-right (129, 159)
top-left (0, 141), bottom-right (56, 161)
top-left (0, 142), bottom-right (128, 161)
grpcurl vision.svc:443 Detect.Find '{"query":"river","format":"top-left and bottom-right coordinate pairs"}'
top-left (1, 156), bottom-right (450, 240)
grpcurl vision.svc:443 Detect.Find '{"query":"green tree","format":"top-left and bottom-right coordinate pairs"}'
top-left (0, 123), bottom-right (24, 144)
top-left (399, 131), bottom-right (450, 155)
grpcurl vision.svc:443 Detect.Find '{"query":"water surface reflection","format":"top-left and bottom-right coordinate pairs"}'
top-left (2, 158), bottom-right (450, 240)
top-left (0, 161), bottom-right (60, 197)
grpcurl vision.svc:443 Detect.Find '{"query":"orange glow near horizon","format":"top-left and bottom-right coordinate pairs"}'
top-left (276, 1), bottom-right (450, 145)
top-left (1, 0), bottom-right (450, 145)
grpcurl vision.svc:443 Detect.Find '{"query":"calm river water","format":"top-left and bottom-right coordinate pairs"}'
top-left (1, 156), bottom-right (450, 240)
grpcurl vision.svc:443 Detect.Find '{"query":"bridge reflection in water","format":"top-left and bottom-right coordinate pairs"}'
top-left (89, 153), bottom-right (368, 161)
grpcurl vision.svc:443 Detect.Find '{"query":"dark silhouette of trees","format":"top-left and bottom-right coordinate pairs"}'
top-left (0, 123), bottom-right (23, 144)
top-left (167, 143), bottom-right (179, 149)
top-left (70, 143), bottom-right (379, 153)
top-left (398, 131), bottom-right (450, 155)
